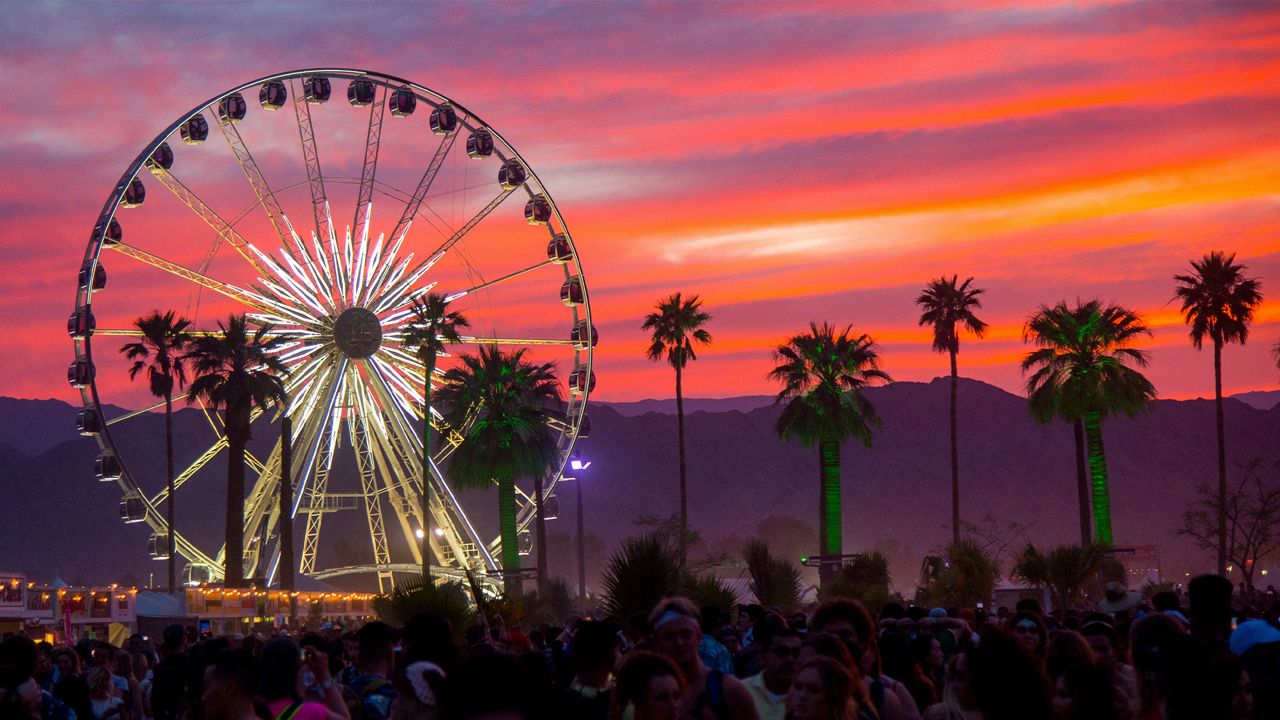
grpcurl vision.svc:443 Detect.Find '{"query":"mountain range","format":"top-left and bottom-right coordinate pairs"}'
top-left (0, 379), bottom-right (1277, 593)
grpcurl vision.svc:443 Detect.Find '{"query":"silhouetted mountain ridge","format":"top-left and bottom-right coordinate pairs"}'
top-left (1, 378), bottom-right (1276, 589)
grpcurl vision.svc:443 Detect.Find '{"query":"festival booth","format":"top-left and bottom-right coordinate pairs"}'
top-left (0, 572), bottom-right (138, 644)
top-left (180, 586), bottom-right (378, 636)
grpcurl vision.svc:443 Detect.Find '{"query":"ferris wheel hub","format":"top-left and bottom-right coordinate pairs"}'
top-left (332, 306), bottom-right (382, 359)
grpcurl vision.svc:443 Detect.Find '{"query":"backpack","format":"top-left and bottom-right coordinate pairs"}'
top-left (341, 677), bottom-right (393, 720)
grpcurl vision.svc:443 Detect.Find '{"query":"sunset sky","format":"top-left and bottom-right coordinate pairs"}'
top-left (4, 0), bottom-right (1278, 406)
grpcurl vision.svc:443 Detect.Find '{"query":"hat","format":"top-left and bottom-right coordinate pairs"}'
top-left (1229, 619), bottom-right (1280, 656)
top-left (929, 608), bottom-right (947, 619)
top-left (504, 630), bottom-right (532, 650)
top-left (1097, 582), bottom-right (1142, 614)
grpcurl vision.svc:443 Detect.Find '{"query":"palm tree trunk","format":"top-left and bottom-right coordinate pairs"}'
top-left (225, 407), bottom-right (248, 587)
top-left (1074, 419), bottom-right (1091, 545)
top-left (1214, 339), bottom-right (1227, 575)
top-left (818, 439), bottom-right (841, 585)
top-left (949, 346), bottom-right (960, 545)
top-left (535, 472), bottom-right (548, 593)
top-left (1082, 411), bottom-right (1113, 546)
top-left (675, 361), bottom-right (688, 574)
top-left (165, 392), bottom-right (176, 593)
top-left (499, 477), bottom-right (522, 597)
top-left (423, 356), bottom-right (434, 580)
top-left (279, 415), bottom-right (295, 593)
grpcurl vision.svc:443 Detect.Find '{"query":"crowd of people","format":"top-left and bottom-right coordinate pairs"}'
top-left (1, 573), bottom-right (1277, 720)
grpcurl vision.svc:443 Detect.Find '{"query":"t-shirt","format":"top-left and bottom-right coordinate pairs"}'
top-left (742, 672), bottom-right (785, 720)
top-left (90, 695), bottom-right (124, 719)
top-left (267, 698), bottom-right (330, 720)
top-left (346, 674), bottom-right (395, 720)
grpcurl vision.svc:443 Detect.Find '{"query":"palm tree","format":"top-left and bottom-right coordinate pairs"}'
top-left (1174, 252), bottom-right (1264, 575)
top-left (1013, 543), bottom-right (1106, 610)
top-left (642, 293), bottom-right (712, 570)
top-left (435, 346), bottom-right (561, 596)
top-left (916, 276), bottom-right (988, 545)
top-left (120, 310), bottom-right (192, 593)
top-left (769, 322), bottom-right (891, 585)
top-left (1022, 300), bottom-right (1156, 546)
top-left (185, 315), bottom-right (289, 586)
top-left (401, 293), bottom-right (469, 579)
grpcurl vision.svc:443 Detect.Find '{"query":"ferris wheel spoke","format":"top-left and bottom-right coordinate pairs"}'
top-left (420, 186), bottom-right (518, 272)
top-left (104, 392), bottom-right (190, 426)
top-left (387, 121), bottom-right (462, 246)
top-left (147, 166), bottom-right (273, 277)
top-left (457, 336), bottom-right (576, 346)
top-left (443, 259), bottom-right (554, 302)
top-left (215, 113), bottom-right (291, 250)
top-left (352, 86), bottom-right (388, 248)
top-left (103, 243), bottom-right (277, 314)
top-left (350, 391), bottom-right (394, 591)
top-left (290, 77), bottom-right (332, 245)
top-left (362, 364), bottom-right (494, 570)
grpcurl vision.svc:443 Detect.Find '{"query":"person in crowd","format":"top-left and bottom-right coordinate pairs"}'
top-left (743, 627), bottom-right (802, 720)
top-left (964, 627), bottom-right (1050, 720)
top-left (810, 599), bottom-right (917, 720)
top-left (909, 634), bottom-right (945, 701)
top-left (1128, 612), bottom-right (1187, 720)
top-left (799, 633), bottom-right (855, 671)
top-left (87, 665), bottom-right (125, 719)
top-left (922, 653), bottom-right (979, 720)
top-left (131, 652), bottom-right (153, 720)
top-left (561, 618), bottom-right (622, 719)
top-left (52, 645), bottom-right (93, 720)
top-left (335, 632), bottom-right (359, 687)
top-left (1188, 574), bottom-right (1233, 647)
top-left (611, 651), bottom-right (684, 720)
top-left (343, 621), bottom-right (396, 720)
top-left (1051, 663), bottom-right (1119, 720)
top-left (114, 651), bottom-right (144, 720)
top-left (259, 636), bottom-right (350, 720)
top-left (648, 597), bottom-right (759, 719)
top-left (1006, 611), bottom-right (1048, 668)
top-left (150, 625), bottom-right (188, 720)
top-left (0, 635), bottom-right (43, 720)
top-left (1207, 653), bottom-right (1253, 720)
top-left (785, 656), bottom-right (861, 720)
top-left (697, 607), bottom-right (734, 677)
top-left (1229, 617), bottom-right (1279, 720)
top-left (391, 612), bottom-right (458, 720)
top-left (1044, 630), bottom-right (1094, 688)
top-left (200, 649), bottom-right (260, 720)
top-left (879, 630), bottom-right (935, 713)
top-left (442, 652), bottom-right (527, 719)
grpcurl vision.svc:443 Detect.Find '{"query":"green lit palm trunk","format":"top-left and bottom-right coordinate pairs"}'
top-left (498, 477), bottom-right (522, 596)
top-left (818, 439), bottom-right (842, 585)
top-left (1081, 411), bottom-right (1113, 546)
top-left (1074, 419), bottom-right (1091, 545)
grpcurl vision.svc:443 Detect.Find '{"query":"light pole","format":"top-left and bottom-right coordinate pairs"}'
top-left (570, 452), bottom-right (592, 610)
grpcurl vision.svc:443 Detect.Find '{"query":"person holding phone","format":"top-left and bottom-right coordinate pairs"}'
top-left (258, 637), bottom-right (350, 720)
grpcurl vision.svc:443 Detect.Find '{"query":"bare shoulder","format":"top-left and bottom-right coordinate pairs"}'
top-left (721, 675), bottom-right (760, 719)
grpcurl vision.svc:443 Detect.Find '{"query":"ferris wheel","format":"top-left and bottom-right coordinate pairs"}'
top-left (68, 69), bottom-right (595, 593)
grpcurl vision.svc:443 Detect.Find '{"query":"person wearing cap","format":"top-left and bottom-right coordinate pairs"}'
top-left (560, 618), bottom-right (621, 719)
top-left (1080, 614), bottom-right (1141, 712)
top-left (648, 597), bottom-right (759, 719)
top-left (345, 622), bottom-right (397, 720)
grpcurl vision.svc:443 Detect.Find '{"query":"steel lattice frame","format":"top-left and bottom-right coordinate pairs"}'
top-left (70, 69), bottom-right (593, 594)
